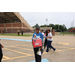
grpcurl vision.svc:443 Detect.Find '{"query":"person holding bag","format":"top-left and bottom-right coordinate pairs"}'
top-left (32, 26), bottom-right (43, 62)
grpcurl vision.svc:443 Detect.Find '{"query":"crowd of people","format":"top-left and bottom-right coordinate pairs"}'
top-left (0, 26), bottom-right (56, 62)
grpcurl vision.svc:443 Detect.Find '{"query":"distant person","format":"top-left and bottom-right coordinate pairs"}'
top-left (41, 30), bottom-right (44, 37)
top-left (0, 43), bottom-right (4, 62)
top-left (46, 29), bottom-right (56, 52)
top-left (21, 30), bottom-right (23, 36)
top-left (32, 26), bottom-right (43, 62)
top-left (18, 30), bottom-right (20, 36)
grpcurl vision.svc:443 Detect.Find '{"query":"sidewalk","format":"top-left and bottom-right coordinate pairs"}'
top-left (0, 35), bottom-right (32, 40)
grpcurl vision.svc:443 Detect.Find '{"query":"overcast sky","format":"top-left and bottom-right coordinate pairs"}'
top-left (19, 12), bottom-right (75, 29)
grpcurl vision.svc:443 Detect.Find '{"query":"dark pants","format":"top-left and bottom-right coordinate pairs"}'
top-left (44, 39), bottom-right (47, 49)
top-left (34, 48), bottom-right (41, 62)
top-left (0, 44), bottom-right (3, 62)
top-left (46, 41), bottom-right (55, 52)
top-left (18, 32), bottom-right (20, 35)
top-left (22, 31), bottom-right (23, 36)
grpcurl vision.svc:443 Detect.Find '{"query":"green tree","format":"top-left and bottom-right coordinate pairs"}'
top-left (32, 23), bottom-right (67, 32)
top-left (54, 24), bottom-right (59, 31)
top-left (48, 24), bottom-right (55, 29)
top-left (59, 25), bottom-right (63, 32)
top-left (40, 24), bottom-right (48, 27)
top-left (54, 24), bottom-right (67, 32)
top-left (32, 23), bottom-right (39, 28)
top-left (62, 24), bottom-right (67, 31)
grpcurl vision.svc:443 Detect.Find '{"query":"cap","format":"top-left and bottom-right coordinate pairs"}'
top-left (36, 26), bottom-right (40, 29)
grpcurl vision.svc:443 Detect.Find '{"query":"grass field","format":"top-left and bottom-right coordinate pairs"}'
top-left (0, 32), bottom-right (75, 36)
top-left (56, 32), bottom-right (75, 35)
top-left (0, 33), bottom-right (32, 36)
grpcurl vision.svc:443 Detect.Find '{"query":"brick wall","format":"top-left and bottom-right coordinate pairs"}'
top-left (0, 22), bottom-right (29, 33)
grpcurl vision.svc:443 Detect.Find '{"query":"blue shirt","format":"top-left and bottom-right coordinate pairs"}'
top-left (32, 32), bottom-right (43, 41)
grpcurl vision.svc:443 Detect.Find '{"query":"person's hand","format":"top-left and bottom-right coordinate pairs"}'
top-left (34, 35), bottom-right (36, 37)
top-left (1, 44), bottom-right (4, 48)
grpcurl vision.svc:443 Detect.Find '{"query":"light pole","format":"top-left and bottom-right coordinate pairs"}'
top-left (46, 19), bottom-right (48, 26)
top-left (70, 22), bottom-right (72, 33)
top-left (73, 20), bottom-right (74, 36)
top-left (71, 20), bottom-right (74, 36)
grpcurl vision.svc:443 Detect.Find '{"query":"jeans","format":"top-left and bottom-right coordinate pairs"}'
top-left (46, 41), bottom-right (55, 52)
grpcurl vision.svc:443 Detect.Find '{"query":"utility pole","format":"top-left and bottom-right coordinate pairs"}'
top-left (71, 20), bottom-right (74, 36)
top-left (73, 20), bottom-right (74, 36)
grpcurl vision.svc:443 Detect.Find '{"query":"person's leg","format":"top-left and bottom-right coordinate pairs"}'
top-left (0, 59), bottom-right (1, 62)
top-left (0, 52), bottom-right (3, 62)
top-left (18, 32), bottom-right (19, 35)
top-left (44, 39), bottom-right (47, 49)
top-left (36, 48), bottom-right (41, 62)
top-left (40, 48), bottom-right (43, 54)
top-left (48, 41), bottom-right (51, 50)
top-left (0, 45), bottom-right (3, 62)
top-left (50, 41), bottom-right (56, 51)
top-left (1, 54), bottom-right (3, 61)
top-left (34, 48), bottom-right (37, 62)
top-left (0, 53), bottom-right (1, 62)
top-left (22, 32), bottom-right (23, 36)
top-left (34, 48), bottom-right (41, 62)
top-left (44, 41), bottom-right (46, 49)
top-left (46, 41), bottom-right (49, 52)
top-left (36, 54), bottom-right (41, 62)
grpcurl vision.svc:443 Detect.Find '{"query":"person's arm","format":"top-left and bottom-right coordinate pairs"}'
top-left (46, 36), bottom-right (52, 38)
top-left (46, 33), bottom-right (52, 38)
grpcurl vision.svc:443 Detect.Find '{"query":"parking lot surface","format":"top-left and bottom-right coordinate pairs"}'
top-left (0, 35), bottom-right (75, 62)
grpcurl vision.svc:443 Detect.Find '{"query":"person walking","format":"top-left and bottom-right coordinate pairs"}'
top-left (0, 43), bottom-right (4, 62)
top-left (21, 30), bottom-right (23, 36)
top-left (32, 26), bottom-right (43, 62)
top-left (46, 29), bottom-right (56, 52)
top-left (18, 30), bottom-right (20, 36)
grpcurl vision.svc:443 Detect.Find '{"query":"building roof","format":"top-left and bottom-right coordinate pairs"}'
top-left (0, 12), bottom-right (33, 30)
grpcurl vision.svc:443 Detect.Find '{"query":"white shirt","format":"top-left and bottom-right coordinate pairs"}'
top-left (42, 32), bottom-right (44, 36)
top-left (18, 30), bottom-right (20, 32)
top-left (47, 32), bottom-right (53, 41)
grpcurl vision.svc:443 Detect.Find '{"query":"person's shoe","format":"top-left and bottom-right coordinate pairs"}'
top-left (46, 50), bottom-right (49, 52)
top-left (53, 49), bottom-right (56, 52)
